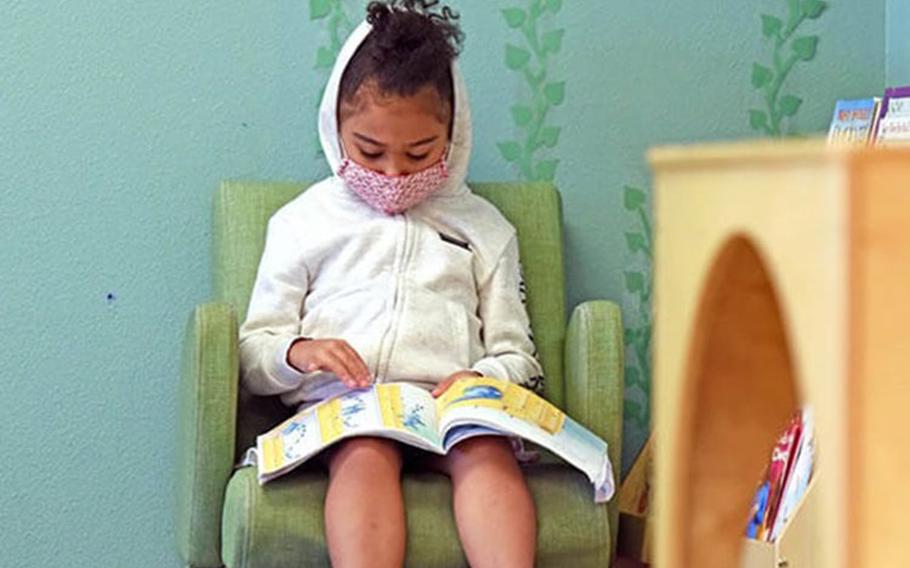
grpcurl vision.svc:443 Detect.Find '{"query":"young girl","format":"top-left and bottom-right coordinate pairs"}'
top-left (239, 1), bottom-right (543, 566)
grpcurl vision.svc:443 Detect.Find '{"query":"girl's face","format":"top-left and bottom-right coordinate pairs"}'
top-left (339, 84), bottom-right (451, 177)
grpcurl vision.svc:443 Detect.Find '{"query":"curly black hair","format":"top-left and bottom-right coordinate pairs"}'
top-left (337, 0), bottom-right (464, 125)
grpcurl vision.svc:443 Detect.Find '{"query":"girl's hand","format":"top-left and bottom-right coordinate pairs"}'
top-left (287, 338), bottom-right (372, 389)
top-left (432, 370), bottom-right (482, 398)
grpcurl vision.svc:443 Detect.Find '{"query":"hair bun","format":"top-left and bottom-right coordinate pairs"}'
top-left (366, 2), bottom-right (394, 30)
top-left (365, 0), bottom-right (463, 57)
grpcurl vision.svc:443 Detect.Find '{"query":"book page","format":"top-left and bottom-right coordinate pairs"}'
top-left (375, 383), bottom-right (443, 447)
top-left (256, 383), bottom-right (443, 483)
top-left (436, 377), bottom-right (615, 502)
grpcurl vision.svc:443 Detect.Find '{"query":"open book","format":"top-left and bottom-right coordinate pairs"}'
top-left (246, 376), bottom-right (615, 503)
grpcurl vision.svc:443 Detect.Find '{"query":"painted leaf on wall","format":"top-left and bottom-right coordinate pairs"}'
top-left (506, 44), bottom-right (531, 70)
top-left (545, 0), bottom-right (563, 14)
top-left (750, 109), bottom-right (770, 131)
top-left (539, 126), bottom-right (561, 148)
top-left (624, 185), bottom-right (646, 210)
top-left (502, 8), bottom-right (527, 28)
top-left (625, 232), bottom-right (648, 255)
top-left (310, 0), bottom-right (332, 19)
top-left (498, 141), bottom-right (523, 162)
top-left (535, 159), bottom-right (559, 181)
top-left (544, 81), bottom-right (566, 106)
top-left (752, 63), bottom-right (773, 88)
top-left (316, 46), bottom-right (335, 69)
top-left (792, 36), bottom-right (819, 61)
top-left (625, 271), bottom-right (645, 294)
top-left (511, 105), bottom-right (534, 127)
top-left (780, 95), bottom-right (804, 116)
top-left (761, 14), bottom-right (783, 39)
top-left (802, 0), bottom-right (828, 19)
top-left (541, 29), bottom-right (565, 54)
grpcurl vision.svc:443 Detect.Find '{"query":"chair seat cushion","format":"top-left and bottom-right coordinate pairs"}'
top-left (222, 460), bottom-right (610, 568)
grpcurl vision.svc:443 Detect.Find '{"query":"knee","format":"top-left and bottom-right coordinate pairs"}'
top-left (328, 437), bottom-right (402, 476)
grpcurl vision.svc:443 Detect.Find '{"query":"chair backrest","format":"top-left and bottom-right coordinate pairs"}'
top-left (214, 181), bottom-right (567, 454)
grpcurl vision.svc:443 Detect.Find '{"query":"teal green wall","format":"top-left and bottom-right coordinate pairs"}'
top-left (888, 0), bottom-right (910, 84)
top-left (0, 1), bottom-right (885, 566)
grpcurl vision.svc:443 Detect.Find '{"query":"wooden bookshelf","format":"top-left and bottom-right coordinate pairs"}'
top-left (741, 478), bottom-right (818, 568)
top-left (648, 141), bottom-right (910, 568)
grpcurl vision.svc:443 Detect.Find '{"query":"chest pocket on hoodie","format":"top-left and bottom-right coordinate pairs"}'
top-left (412, 227), bottom-right (478, 308)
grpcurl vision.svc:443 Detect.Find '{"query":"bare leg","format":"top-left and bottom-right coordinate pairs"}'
top-left (324, 437), bottom-right (405, 568)
top-left (439, 436), bottom-right (537, 568)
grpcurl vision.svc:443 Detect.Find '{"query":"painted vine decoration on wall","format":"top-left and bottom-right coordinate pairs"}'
top-left (622, 185), bottom-right (652, 433)
top-left (310, 0), bottom-right (358, 157)
top-left (497, 0), bottom-right (566, 181)
top-left (311, 0), bottom-right (356, 66)
top-left (749, 0), bottom-right (828, 136)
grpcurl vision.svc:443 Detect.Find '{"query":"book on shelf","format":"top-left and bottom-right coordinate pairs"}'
top-left (875, 86), bottom-right (910, 145)
top-left (745, 407), bottom-right (815, 542)
top-left (827, 98), bottom-right (881, 145)
top-left (827, 86), bottom-right (910, 146)
top-left (240, 376), bottom-right (616, 502)
top-left (769, 407), bottom-right (815, 541)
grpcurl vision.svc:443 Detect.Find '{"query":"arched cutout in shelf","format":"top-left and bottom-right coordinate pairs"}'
top-left (674, 235), bottom-right (801, 568)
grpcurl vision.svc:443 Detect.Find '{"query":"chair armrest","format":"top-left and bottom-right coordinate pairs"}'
top-left (564, 299), bottom-right (625, 560)
top-left (175, 302), bottom-right (239, 568)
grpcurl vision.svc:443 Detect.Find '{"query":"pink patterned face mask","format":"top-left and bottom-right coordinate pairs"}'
top-left (337, 157), bottom-right (449, 215)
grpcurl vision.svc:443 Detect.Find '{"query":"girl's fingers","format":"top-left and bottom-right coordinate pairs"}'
top-left (337, 342), bottom-right (371, 385)
top-left (332, 343), bottom-right (369, 387)
top-left (432, 377), bottom-right (455, 397)
top-left (319, 351), bottom-right (359, 387)
top-left (433, 371), bottom-right (480, 397)
top-left (300, 339), bottom-right (372, 388)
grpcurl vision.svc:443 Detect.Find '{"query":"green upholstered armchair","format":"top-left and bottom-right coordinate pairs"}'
top-left (175, 181), bottom-right (624, 568)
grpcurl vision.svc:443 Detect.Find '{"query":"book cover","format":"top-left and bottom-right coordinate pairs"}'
top-left (770, 407), bottom-right (815, 541)
top-left (826, 98), bottom-right (880, 145)
top-left (876, 88), bottom-right (910, 145)
top-left (758, 412), bottom-right (803, 541)
top-left (746, 480), bottom-right (771, 540)
top-left (872, 86), bottom-right (910, 142)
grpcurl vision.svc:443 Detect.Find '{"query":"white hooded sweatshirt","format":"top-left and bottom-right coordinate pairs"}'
top-left (238, 21), bottom-right (545, 410)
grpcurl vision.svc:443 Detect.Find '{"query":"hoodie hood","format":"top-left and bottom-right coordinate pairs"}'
top-left (318, 20), bottom-right (472, 197)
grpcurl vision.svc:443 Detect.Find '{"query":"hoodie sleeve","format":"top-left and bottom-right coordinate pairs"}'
top-left (470, 235), bottom-right (546, 392)
top-left (238, 215), bottom-right (314, 395)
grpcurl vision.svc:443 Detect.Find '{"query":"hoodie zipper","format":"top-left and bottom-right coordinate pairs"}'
top-left (376, 213), bottom-right (412, 381)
